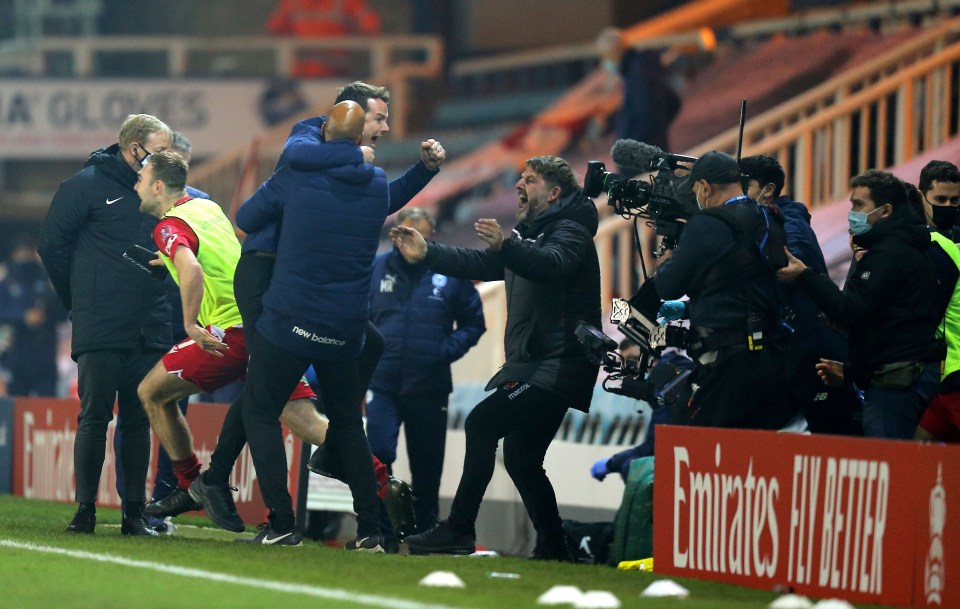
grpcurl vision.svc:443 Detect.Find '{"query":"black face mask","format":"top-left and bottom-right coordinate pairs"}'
top-left (931, 204), bottom-right (959, 231)
top-left (132, 143), bottom-right (151, 168)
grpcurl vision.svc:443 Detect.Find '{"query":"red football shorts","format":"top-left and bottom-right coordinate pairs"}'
top-left (919, 390), bottom-right (960, 443)
top-left (162, 325), bottom-right (315, 401)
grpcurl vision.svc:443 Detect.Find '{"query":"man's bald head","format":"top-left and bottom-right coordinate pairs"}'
top-left (324, 100), bottom-right (365, 143)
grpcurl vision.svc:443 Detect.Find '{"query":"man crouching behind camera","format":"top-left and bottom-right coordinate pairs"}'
top-left (655, 151), bottom-right (797, 429)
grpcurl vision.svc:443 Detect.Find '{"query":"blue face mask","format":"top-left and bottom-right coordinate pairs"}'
top-left (848, 207), bottom-right (884, 235)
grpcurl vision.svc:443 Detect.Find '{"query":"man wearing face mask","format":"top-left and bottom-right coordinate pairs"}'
top-left (918, 160), bottom-right (960, 240)
top-left (39, 113), bottom-right (174, 535)
top-left (778, 170), bottom-right (941, 439)
top-left (912, 160), bottom-right (960, 442)
top-left (655, 151), bottom-right (796, 430)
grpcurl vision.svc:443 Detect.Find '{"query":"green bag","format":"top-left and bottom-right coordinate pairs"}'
top-left (608, 456), bottom-right (655, 566)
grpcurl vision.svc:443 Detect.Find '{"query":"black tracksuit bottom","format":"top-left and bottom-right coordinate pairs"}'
top-left (205, 252), bottom-right (382, 535)
top-left (447, 382), bottom-right (569, 544)
top-left (239, 330), bottom-right (380, 536)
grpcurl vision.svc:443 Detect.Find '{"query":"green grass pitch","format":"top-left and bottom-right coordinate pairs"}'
top-left (0, 496), bottom-right (890, 609)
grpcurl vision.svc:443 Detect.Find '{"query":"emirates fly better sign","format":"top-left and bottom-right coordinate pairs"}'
top-left (653, 426), bottom-right (959, 608)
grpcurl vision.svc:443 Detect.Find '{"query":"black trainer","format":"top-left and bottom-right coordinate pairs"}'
top-left (306, 444), bottom-right (337, 478)
top-left (235, 524), bottom-right (303, 546)
top-left (65, 505), bottom-right (95, 534)
top-left (405, 520), bottom-right (475, 555)
top-left (188, 472), bottom-right (245, 533)
top-left (143, 487), bottom-right (201, 518)
top-left (345, 534), bottom-right (385, 553)
top-left (530, 537), bottom-right (575, 562)
top-left (383, 476), bottom-right (416, 541)
top-left (121, 505), bottom-right (161, 537)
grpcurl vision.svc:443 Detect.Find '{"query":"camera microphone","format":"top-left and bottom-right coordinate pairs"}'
top-left (611, 139), bottom-right (665, 176)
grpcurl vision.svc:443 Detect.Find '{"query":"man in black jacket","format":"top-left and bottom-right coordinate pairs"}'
top-left (39, 113), bottom-right (173, 535)
top-left (393, 156), bottom-right (601, 561)
top-left (656, 152), bottom-right (797, 430)
top-left (778, 170), bottom-right (941, 439)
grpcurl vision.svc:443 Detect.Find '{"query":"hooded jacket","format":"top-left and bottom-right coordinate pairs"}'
top-left (423, 190), bottom-right (601, 411)
top-left (797, 205), bottom-right (940, 383)
top-left (39, 145), bottom-right (171, 358)
top-left (236, 139), bottom-right (389, 360)
top-left (241, 116), bottom-right (436, 254)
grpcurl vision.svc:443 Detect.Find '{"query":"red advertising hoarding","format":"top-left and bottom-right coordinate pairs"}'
top-left (11, 398), bottom-right (302, 526)
top-left (654, 425), bottom-right (960, 608)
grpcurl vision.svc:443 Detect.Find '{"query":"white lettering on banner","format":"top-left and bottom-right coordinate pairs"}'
top-left (672, 443), bottom-right (891, 594)
top-left (0, 88), bottom-right (206, 132)
top-left (925, 463), bottom-right (946, 605)
top-left (814, 458), bottom-right (888, 594)
top-left (673, 444), bottom-right (780, 578)
top-left (0, 80), bottom-right (341, 158)
top-left (22, 410), bottom-right (74, 501)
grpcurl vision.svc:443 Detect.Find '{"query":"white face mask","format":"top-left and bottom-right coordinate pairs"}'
top-left (695, 182), bottom-right (704, 209)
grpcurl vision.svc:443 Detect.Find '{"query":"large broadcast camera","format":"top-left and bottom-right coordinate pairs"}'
top-left (582, 143), bottom-right (700, 250)
top-left (575, 281), bottom-right (691, 406)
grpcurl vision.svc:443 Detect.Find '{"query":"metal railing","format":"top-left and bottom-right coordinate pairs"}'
top-left (692, 15), bottom-right (960, 204)
top-left (0, 34), bottom-right (442, 81)
top-left (593, 16), bottom-right (960, 315)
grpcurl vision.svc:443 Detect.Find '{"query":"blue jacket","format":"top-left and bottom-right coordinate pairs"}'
top-left (369, 248), bottom-right (485, 395)
top-left (241, 116), bottom-right (437, 254)
top-left (775, 196), bottom-right (826, 274)
top-left (237, 139), bottom-right (389, 360)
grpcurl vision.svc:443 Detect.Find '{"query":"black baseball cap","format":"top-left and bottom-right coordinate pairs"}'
top-left (690, 151), bottom-right (741, 185)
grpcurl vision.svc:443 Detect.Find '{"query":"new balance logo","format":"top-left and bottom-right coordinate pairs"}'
top-left (291, 325), bottom-right (346, 346)
top-left (106, 197), bottom-right (123, 205)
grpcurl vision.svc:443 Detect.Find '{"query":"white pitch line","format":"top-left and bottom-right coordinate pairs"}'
top-left (0, 539), bottom-right (465, 609)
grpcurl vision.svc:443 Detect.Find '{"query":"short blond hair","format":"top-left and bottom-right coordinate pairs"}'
top-left (118, 114), bottom-right (172, 149)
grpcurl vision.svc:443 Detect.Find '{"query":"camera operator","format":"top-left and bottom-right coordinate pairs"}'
top-left (655, 151), bottom-right (797, 429)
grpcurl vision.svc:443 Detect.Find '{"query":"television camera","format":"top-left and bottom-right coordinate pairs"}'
top-left (582, 150), bottom-right (699, 251)
top-left (575, 281), bottom-right (691, 407)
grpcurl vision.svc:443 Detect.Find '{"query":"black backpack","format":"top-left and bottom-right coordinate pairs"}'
top-left (693, 199), bottom-right (788, 298)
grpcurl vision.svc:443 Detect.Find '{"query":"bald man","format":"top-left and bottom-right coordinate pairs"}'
top-left (217, 99), bottom-right (393, 549)
top-left (323, 98), bottom-right (365, 140)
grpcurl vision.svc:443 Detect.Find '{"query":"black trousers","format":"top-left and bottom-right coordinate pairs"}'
top-left (239, 330), bottom-right (380, 536)
top-left (366, 391), bottom-right (449, 536)
top-left (206, 253), bottom-right (384, 489)
top-left (675, 346), bottom-right (796, 429)
top-left (448, 382), bottom-right (569, 542)
top-left (74, 347), bottom-right (163, 504)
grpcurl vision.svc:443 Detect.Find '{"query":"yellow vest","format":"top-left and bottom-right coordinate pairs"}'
top-left (161, 197), bottom-right (243, 329)
top-left (930, 231), bottom-right (960, 380)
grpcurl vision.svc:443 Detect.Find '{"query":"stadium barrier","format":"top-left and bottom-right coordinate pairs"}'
top-left (8, 397), bottom-right (303, 526)
top-left (654, 425), bottom-right (960, 608)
